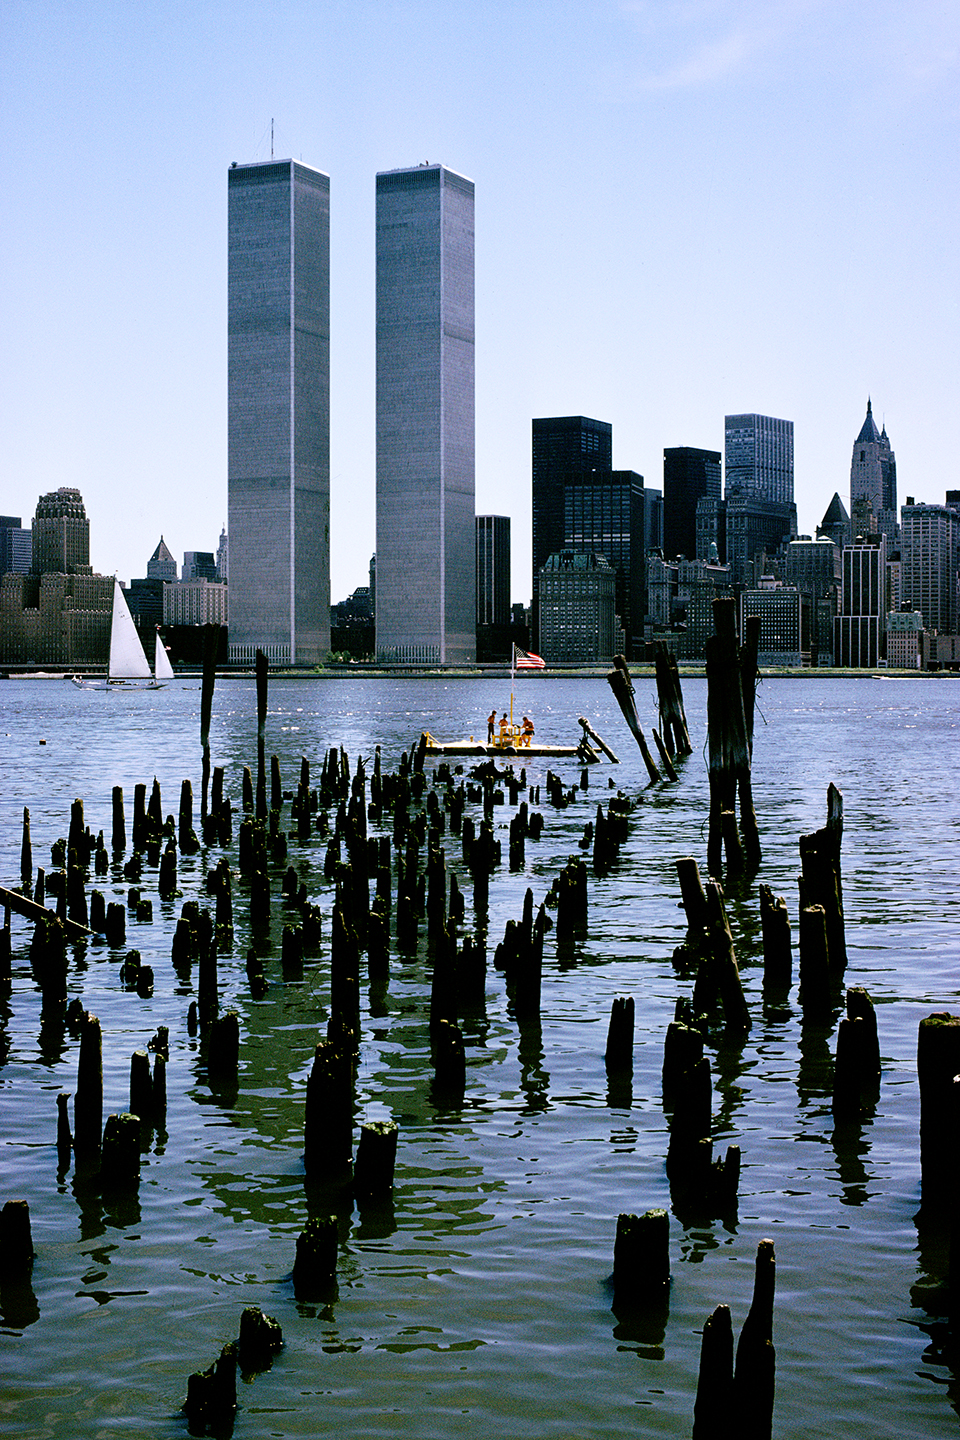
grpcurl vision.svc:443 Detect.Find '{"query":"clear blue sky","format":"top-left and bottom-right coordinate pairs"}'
top-left (2, 1), bottom-right (957, 603)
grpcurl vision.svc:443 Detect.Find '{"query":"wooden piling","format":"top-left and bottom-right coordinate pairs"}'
top-left (733, 1239), bottom-right (776, 1439)
top-left (693, 1303), bottom-right (734, 1439)
top-left (612, 1207), bottom-right (669, 1301)
top-left (208, 1011), bottom-right (240, 1081)
top-left (238, 1305), bottom-right (283, 1372)
top-left (74, 1011), bottom-right (103, 1164)
top-left (798, 905), bottom-right (832, 1018)
top-left (604, 996), bottom-right (635, 1074)
top-left (112, 786), bottom-right (125, 851)
top-left (199, 622), bottom-right (220, 822)
top-left (183, 1342), bottom-right (237, 1428)
top-left (0, 1200), bottom-right (35, 1277)
top-left (759, 885), bottom-right (791, 987)
top-left (129, 1049), bottom-right (153, 1120)
top-left (304, 1040), bottom-right (354, 1177)
top-left (292, 1216), bottom-right (338, 1296)
top-left (705, 599), bottom-right (760, 875)
top-left (354, 1121), bottom-right (399, 1200)
top-left (654, 640), bottom-right (693, 755)
top-left (605, 657), bottom-right (661, 783)
top-left (100, 1112), bottom-right (141, 1187)
top-left (917, 1012), bottom-right (960, 1217)
top-left (20, 807), bottom-right (32, 888)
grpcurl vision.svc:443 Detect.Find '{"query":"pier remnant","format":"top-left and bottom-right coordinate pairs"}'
top-left (612, 1208), bottom-right (669, 1301)
top-left (605, 655), bottom-right (661, 783)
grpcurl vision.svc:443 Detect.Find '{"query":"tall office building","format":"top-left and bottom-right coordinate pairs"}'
top-left (375, 164), bottom-right (475, 665)
top-left (227, 159), bottom-right (330, 665)
top-left (563, 469), bottom-right (645, 653)
top-left (725, 414), bottom-right (794, 503)
top-left (31, 488), bottom-right (91, 576)
top-left (836, 535), bottom-right (886, 667)
top-left (900, 496), bottom-right (959, 635)
top-left (0, 517), bottom-right (31, 575)
top-left (724, 414), bottom-right (796, 582)
top-left (850, 399), bottom-right (897, 550)
top-left (663, 447), bottom-right (721, 561)
top-left (532, 416), bottom-right (612, 638)
top-left (476, 515), bottom-right (511, 628)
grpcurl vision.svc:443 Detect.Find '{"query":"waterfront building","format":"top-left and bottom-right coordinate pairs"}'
top-left (228, 158), bottom-right (330, 665)
top-left (532, 416), bottom-right (612, 640)
top-left (741, 581), bottom-right (809, 666)
top-left (783, 535), bottom-right (841, 664)
top-left (673, 556), bottom-right (733, 660)
top-left (645, 553), bottom-right (677, 632)
top-left (850, 399), bottom-right (898, 552)
top-left (147, 537), bottom-right (177, 582)
top-left (900, 496), bottom-right (959, 636)
top-left (375, 164), bottom-right (475, 665)
top-left (0, 571), bottom-right (113, 666)
top-left (922, 632), bottom-right (960, 669)
top-left (31, 488), bottom-right (91, 577)
top-left (0, 517), bottom-right (31, 575)
top-left (538, 550), bottom-right (620, 664)
top-left (562, 469), bottom-right (645, 655)
top-left (476, 516), bottom-right (511, 628)
top-left (163, 578), bottom-right (229, 627)
top-left (836, 535), bottom-right (886, 667)
top-left (663, 447), bottom-right (721, 562)
top-left (886, 611), bottom-right (922, 669)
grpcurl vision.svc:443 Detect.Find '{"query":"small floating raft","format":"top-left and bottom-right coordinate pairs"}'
top-left (420, 716), bottom-right (619, 763)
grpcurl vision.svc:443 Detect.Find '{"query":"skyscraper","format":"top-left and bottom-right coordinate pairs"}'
top-left (31, 488), bottom-right (91, 576)
top-left (476, 515), bottom-right (511, 628)
top-left (724, 414), bottom-right (796, 582)
top-left (375, 164), bottom-right (475, 664)
top-left (836, 535), bottom-right (886, 667)
top-left (663, 447), bottom-right (721, 561)
top-left (850, 399), bottom-right (897, 550)
top-left (531, 416), bottom-right (612, 642)
top-left (724, 414), bottom-right (794, 504)
top-left (563, 469), bottom-right (645, 653)
top-left (227, 159), bottom-right (330, 665)
top-left (900, 496), bottom-right (959, 635)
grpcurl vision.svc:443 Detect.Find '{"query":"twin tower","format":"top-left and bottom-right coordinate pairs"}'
top-left (227, 159), bottom-right (476, 667)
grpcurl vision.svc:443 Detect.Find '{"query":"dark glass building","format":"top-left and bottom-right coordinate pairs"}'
top-left (663, 447), bottom-right (721, 561)
top-left (563, 470), bottom-right (644, 655)
top-left (532, 416), bottom-right (612, 636)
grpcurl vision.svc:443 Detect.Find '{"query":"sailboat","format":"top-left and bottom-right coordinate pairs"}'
top-left (72, 582), bottom-right (171, 689)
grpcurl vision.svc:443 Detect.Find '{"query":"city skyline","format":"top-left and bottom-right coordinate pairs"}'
top-left (2, 3), bottom-right (957, 604)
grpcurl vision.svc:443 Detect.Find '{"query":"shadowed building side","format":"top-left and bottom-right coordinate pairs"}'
top-left (228, 159), bottom-right (330, 666)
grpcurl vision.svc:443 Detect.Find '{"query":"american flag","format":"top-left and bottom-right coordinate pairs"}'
top-left (514, 646), bottom-right (546, 670)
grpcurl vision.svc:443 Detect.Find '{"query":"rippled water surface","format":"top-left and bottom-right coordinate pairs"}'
top-left (1, 674), bottom-right (958, 1438)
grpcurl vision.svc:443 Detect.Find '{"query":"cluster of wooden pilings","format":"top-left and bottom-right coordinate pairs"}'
top-left (2, 634), bottom-right (957, 1433)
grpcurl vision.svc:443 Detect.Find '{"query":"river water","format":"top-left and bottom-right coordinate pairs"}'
top-left (0, 674), bottom-right (957, 1438)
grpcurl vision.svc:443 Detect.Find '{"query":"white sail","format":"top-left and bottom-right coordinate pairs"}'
top-left (154, 632), bottom-right (174, 681)
top-left (109, 581), bottom-right (152, 680)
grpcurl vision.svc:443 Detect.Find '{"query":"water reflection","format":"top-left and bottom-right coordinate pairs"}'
top-left (829, 1116), bottom-right (876, 1206)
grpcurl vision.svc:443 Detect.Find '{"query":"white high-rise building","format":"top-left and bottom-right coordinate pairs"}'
top-left (375, 165), bottom-right (475, 664)
top-left (227, 159), bottom-right (330, 665)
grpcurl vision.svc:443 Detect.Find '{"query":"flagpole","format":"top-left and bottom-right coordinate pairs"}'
top-left (510, 643), bottom-right (515, 733)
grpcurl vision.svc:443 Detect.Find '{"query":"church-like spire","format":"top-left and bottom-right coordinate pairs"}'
top-left (855, 397), bottom-right (880, 446)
